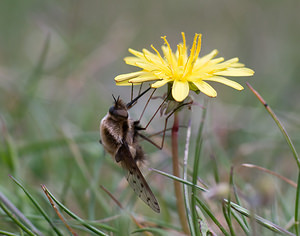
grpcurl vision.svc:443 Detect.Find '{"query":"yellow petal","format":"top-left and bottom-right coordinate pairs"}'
top-left (193, 50), bottom-right (221, 71)
top-left (124, 56), bottom-right (144, 64)
top-left (197, 49), bottom-right (219, 65)
top-left (231, 62), bottom-right (245, 68)
top-left (211, 58), bottom-right (239, 70)
top-left (193, 81), bottom-right (217, 97)
top-left (124, 57), bottom-right (149, 68)
top-left (204, 76), bottom-right (244, 90)
top-left (214, 68), bottom-right (254, 76)
top-left (172, 80), bottom-right (189, 102)
top-left (116, 81), bottom-right (141, 86)
top-left (141, 49), bottom-right (162, 66)
top-left (128, 48), bottom-right (144, 58)
top-left (221, 57), bottom-right (239, 65)
top-left (115, 71), bottom-right (144, 82)
top-left (151, 79), bottom-right (170, 88)
top-left (209, 57), bottom-right (224, 65)
top-left (129, 73), bottom-right (159, 83)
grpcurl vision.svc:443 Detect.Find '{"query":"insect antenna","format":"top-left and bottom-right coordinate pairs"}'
top-left (112, 94), bottom-right (116, 102)
top-left (112, 94), bottom-right (120, 104)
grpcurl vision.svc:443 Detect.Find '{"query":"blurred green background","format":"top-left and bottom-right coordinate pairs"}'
top-left (0, 0), bottom-right (299, 234)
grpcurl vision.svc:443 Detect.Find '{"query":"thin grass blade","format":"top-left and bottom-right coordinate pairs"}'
top-left (151, 168), bottom-right (207, 193)
top-left (231, 167), bottom-right (250, 230)
top-left (182, 119), bottom-right (196, 235)
top-left (191, 99), bottom-right (207, 235)
top-left (247, 82), bottom-right (300, 235)
top-left (41, 185), bottom-right (109, 236)
top-left (0, 192), bottom-right (36, 236)
top-left (194, 195), bottom-right (230, 236)
top-left (131, 228), bottom-right (169, 236)
top-left (1, 125), bottom-right (18, 175)
top-left (230, 208), bottom-right (250, 235)
top-left (9, 176), bottom-right (63, 236)
top-left (225, 200), bottom-right (295, 236)
top-left (222, 201), bottom-right (235, 236)
top-left (0, 230), bottom-right (19, 236)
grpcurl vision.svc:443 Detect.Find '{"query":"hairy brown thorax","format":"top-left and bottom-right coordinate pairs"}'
top-left (100, 99), bottom-right (143, 162)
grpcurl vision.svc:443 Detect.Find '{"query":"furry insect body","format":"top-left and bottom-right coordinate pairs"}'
top-left (100, 96), bottom-right (160, 213)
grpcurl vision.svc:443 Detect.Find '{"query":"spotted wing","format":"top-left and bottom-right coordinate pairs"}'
top-left (115, 143), bottom-right (160, 213)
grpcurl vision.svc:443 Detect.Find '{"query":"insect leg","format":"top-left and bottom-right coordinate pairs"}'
top-left (138, 88), bottom-right (157, 122)
top-left (138, 83), bottom-right (143, 96)
top-left (138, 91), bottom-right (170, 131)
top-left (130, 83), bottom-right (134, 102)
top-left (130, 83), bottom-right (144, 104)
top-left (147, 125), bottom-right (187, 138)
top-left (138, 101), bottom-right (193, 149)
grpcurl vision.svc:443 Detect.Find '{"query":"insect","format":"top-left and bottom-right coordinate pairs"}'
top-left (100, 87), bottom-right (160, 213)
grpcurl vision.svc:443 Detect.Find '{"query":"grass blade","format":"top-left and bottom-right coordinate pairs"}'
top-left (246, 83), bottom-right (300, 168)
top-left (131, 228), bottom-right (168, 236)
top-left (194, 195), bottom-right (230, 236)
top-left (222, 202), bottom-right (235, 236)
top-left (225, 200), bottom-right (295, 236)
top-left (210, 154), bottom-right (220, 184)
top-left (41, 185), bottom-right (109, 236)
top-left (191, 100), bottom-right (207, 235)
top-left (295, 172), bottom-right (300, 235)
top-left (0, 230), bottom-right (19, 236)
top-left (247, 82), bottom-right (300, 235)
top-left (1, 121), bottom-right (18, 175)
top-left (231, 167), bottom-right (250, 230)
top-left (223, 167), bottom-right (235, 236)
top-left (230, 208), bottom-right (250, 235)
top-left (241, 163), bottom-right (297, 188)
top-left (9, 176), bottom-right (64, 236)
top-left (0, 192), bottom-right (37, 236)
top-left (182, 119), bottom-right (196, 235)
top-left (151, 168), bottom-right (207, 193)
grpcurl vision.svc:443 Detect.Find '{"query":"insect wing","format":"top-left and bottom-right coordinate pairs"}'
top-left (115, 143), bottom-right (160, 213)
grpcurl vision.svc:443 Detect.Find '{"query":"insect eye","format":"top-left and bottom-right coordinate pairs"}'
top-left (109, 106), bottom-right (128, 119)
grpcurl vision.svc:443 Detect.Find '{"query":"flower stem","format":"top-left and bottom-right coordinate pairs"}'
top-left (172, 111), bottom-right (190, 235)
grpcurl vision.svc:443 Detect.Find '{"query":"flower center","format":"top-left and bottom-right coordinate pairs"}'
top-left (172, 66), bottom-right (187, 82)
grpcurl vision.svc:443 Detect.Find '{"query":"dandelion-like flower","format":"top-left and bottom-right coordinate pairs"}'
top-left (115, 32), bottom-right (254, 102)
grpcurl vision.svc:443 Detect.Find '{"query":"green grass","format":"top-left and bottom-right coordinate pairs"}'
top-left (1, 1), bottom-right (300, 235)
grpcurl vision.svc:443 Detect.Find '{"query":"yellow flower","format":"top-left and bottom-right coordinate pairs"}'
top-left (115, 32), bottom-right (254, 102)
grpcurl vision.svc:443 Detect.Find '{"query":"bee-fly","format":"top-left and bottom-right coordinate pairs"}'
top-left (100, 88), bottom-right (160, 213)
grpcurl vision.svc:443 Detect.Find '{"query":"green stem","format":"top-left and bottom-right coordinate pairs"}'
top-left (172, 111), bottom-right (190, 235)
